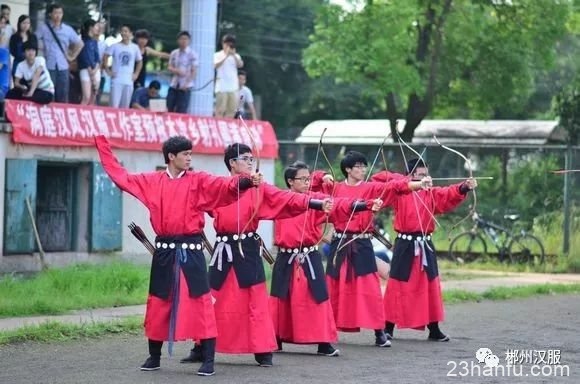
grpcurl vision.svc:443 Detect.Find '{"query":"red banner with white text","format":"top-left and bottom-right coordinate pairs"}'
top-left (5, 100), bottom-right (279, 158)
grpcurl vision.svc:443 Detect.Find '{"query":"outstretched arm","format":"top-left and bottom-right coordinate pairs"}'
top-left (195, 171), bottom-right (255, 212)
top-left (94, 135), bottom-right (152, 206)
top-left (432, 179), bottom-right (477, 214)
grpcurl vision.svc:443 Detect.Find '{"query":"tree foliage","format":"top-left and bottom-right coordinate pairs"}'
top-left (304, 0), bottom-right (571, 141)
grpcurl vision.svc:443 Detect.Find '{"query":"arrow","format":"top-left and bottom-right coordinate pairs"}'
top-left (430, 176), bottom-right (494, 181)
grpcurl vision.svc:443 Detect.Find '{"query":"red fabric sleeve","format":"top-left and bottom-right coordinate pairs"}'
top-left (194, 172), bottom-right (246, 212)
top-left (366, 178), bottom-right (411, 206)
top-left (258, 183), bottom-right (310, 220)
top-left (310, 170), bottom-right (333, 194)
top-left (430, 184), bottom-right (468, 214)
top-left (94, 135), bottom-right (153, 206)
top-left (370, 170), bottom-right (406, 183)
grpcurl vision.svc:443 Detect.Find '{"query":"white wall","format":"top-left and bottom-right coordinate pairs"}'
top-left (3, 1), bottom-right (29, 26)
top-left (0, 132), bottom-right (276, 271)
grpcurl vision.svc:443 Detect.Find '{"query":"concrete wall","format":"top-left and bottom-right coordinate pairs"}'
top-left (0, 131), bottom-right (276, 272)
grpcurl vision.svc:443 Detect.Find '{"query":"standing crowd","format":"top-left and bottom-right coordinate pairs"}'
top-left (0, 2), bottom-right (257, 120)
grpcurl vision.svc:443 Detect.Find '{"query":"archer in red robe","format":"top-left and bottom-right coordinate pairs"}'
top-left (180, 143), bottom-right (330, 368)
top-left (94, 135), bottom-right (256, 376)
top-left (270, 161), bottom-right (383, 357)
top-left (372, 158), bottom-right (477, 342)
top-left (311, 150), bottom-right (429, 347)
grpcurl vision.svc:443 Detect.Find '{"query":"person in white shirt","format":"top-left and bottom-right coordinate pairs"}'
top-left (102, 24), bottom-right (142, 108)
top-left (237, 70), bottom-right (256, 120)
top-left (214, 34), bottom-right (243, 118)
top-left (6, 40), bottom-right (54, 104)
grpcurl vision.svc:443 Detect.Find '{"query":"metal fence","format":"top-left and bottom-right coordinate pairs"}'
top-left (278, 140), bottom-right (580, 258)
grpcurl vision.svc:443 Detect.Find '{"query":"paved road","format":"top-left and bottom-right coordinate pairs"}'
top-left (1, 295), bottom-right (578, 384)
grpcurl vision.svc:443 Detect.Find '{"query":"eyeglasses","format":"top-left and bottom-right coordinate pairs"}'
top-left (293, 177), bottom-right (311, 182)
top-left (235, 156), bottom-right (255, 164)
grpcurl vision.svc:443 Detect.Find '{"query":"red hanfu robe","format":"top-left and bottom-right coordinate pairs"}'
top-left (208, 183), bottom-right (312, 354)
top-left (95, 136), bottom-right (244, 342)
top-left (372, 174), bottom-right (467, 330)
top-left (311, 172), bottom-right (412, 331)
top-left (269, 193), bottom-right (369, 344)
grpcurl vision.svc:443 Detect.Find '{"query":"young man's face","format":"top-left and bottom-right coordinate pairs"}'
top-left (238, 74), bottom-right (246, 86)
top-left (346, 162), bottom-right (367, 182)
top-left (411, 166), bottom-right (428, 181)
top-left (178, 35), bottom-right (190, 49)
top-left (50, 8), bottom-right (63, 24)
top-left (120, 26), bottom-right (132, 41)
top-left (1, 8), bottom-right (9, 19)
top-left (169, 150), bottom-right (192, 171)
top-left (229, 151), bottom-right (254, 175)
top-left (24, 48), bottom-right (36, 61)
top-left (288, 169), bottom-right (310, 193)
top-left (148, 87), bottom-right (159, 98)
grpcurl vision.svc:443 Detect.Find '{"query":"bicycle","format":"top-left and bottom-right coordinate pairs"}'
top-left (448, 211), bottom-right (545, 266)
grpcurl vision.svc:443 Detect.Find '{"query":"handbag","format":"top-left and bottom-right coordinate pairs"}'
top-left (45, 21), bottom-right (78, 72)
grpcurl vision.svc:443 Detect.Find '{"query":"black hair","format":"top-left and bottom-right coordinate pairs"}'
top-left (81, 19), bottom-right (96, 39)
top-left (162, 136), bottom-right (192, 164)
top-left (148, 80), bottom-right (161, 90)
top-left (22, 40), bottom-right (38, 53)
top-left (224, 143), bottom-right (252, 171)
top-left (17, 15), bottom-right (31, 34)
top-left (284, 161), bottom-right (309, 188)
top-left (222, 34), bottom-right (236, 45)
top-left (238, 69), bottom-right (247, 77)
top-left (121, 23), bottom-right (133, 32)
top-left (340, 151), bottom-right (368, 177)
top-left (134, 29), bottom-right (150, 40)
top-left (177, 30), bottom-right (191, 39)
top-left (47, 3), bottom-right (63, 14)
top-left (406, 158), bottom-right (427, 175)
top-left (1, 4), bottom-right (10, 11)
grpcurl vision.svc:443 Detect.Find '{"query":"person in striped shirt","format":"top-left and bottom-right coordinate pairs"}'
top-left (6, 40), bottom-right (54, 104)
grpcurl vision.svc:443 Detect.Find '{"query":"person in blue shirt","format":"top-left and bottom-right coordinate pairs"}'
top-left (131, 80), bottom-right (160, 110)
top-left (77, 19), bottom-right (100, 105)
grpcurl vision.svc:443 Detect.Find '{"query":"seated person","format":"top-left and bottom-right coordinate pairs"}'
top-left (131, 80), bottom-right (160, 110)
top-left (5, 41), bottom-right (54, 105)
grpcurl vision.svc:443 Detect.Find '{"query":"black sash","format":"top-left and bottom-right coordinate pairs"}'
top-left (149, 234), bottom-right (210, 299)
top-left (389, 233), bottom-right (438, 282)
top-left (270, 249), bottom-right (328, 304)
top-left (326, 235), bottom-right (377, 280)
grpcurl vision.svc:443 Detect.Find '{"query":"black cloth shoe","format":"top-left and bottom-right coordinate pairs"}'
top-left (140, 356), bottom-right (160, 371)
top-left (197, 338), bottom-right (216, 376)
top-left (317, 343), bottom-right (340, 357)
top-left (374, 330), bottom-right (392, 347)
top-left (427, 322), bottom-right (450, 342)
top-left (255, 352), bottom-right (273, 367)
top-left (180, 344), bottom-right (203, 363)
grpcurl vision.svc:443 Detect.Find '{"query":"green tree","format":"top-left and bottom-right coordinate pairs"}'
top-left (555, 80), bottom-right (580, 145)
top-left (304, 0), bottom-right (571, 141)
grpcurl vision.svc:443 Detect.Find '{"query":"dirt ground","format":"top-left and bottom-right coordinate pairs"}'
top-left (0, 295), bottom-right (578, 384)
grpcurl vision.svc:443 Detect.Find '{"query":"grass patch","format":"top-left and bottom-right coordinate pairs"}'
top-left (0, 262), bottom-right (150, 318)
top-left (444, 283), bottom-right (580, 304)
top-left (441, 271), bottom-right (503, 281)
top-left (0, 316), bottom-right (143, 345)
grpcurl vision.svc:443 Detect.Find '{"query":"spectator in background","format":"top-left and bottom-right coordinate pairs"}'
top-left (0, 33), bottom-right (9, 101)
top-left (167, 31), bottom-right (197, 114)
top-left (134, 29), bottom-right (170, 89)
top-left (6, 40), bottom-right (54, 104)
top-left (36, 3), bottom-right (84, 103)
top-left (102, 24), bottom-right (142, 109)
top-left (9, 15), bottom-right (37, 80)
top-left (237, 69), bottom-right (256, 120)
top-left (78, 19), bottom-right (100, 105)
top-left (95, 18), bottom-right (108, 105)
top-left (131, 80), bottom-right (160, 110)
top-left (214, 34), bottom-right (243, 118)
top-left (0, 4), bottom-right (12, 38)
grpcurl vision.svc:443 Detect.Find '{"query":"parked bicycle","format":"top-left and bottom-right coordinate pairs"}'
top-left (448, 211), bottom-right (545, 265)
